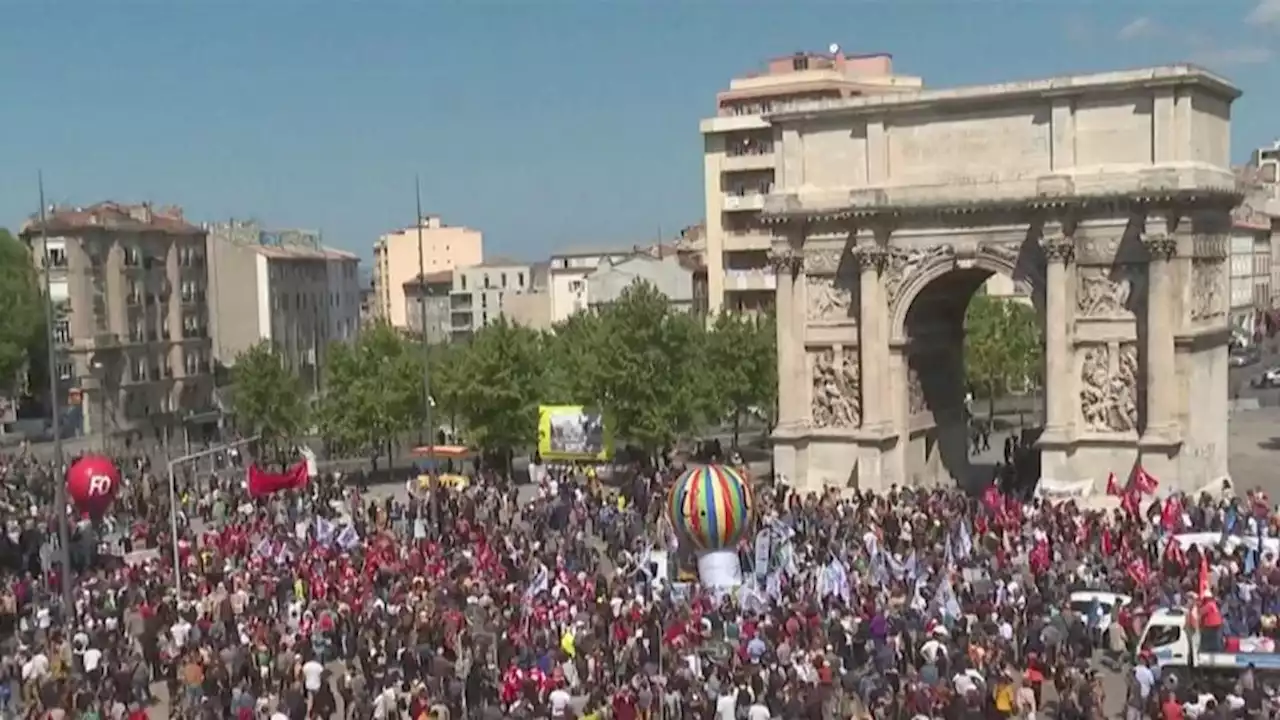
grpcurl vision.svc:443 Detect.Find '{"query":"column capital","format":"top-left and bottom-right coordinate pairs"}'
top-left (767, 246), bottom-right (803, 275)
top-left (851, 244), bottom-right (889, 273)
top-left (1142, 233), bottom-right (1178, 261)
top-left (1040, 235), bottom-right (1075, 264)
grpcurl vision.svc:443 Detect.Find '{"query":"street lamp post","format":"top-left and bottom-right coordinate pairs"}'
top-left (36, 173), bottom-right (74, 618)
top-left (414, 177), bottom-right (439, 533)
top-left (166, 435), bottom-right (259, 595)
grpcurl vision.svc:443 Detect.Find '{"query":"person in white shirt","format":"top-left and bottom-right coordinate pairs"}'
top-left (170, 618), bottom-right (192, 649)
top-left (747, 703), bottom-right (771, 720)
top-left (301, 658), bottom-right (324, 694)
top-left (82, 645), bottom-right (104, 679)
top-left (715, 688), bottom-right (739, 720)
top-left (549, 687), bottom-right (573, 717)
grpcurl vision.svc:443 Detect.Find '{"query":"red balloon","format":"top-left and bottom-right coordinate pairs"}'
top-left (66, 454), bottom-right (121, 515)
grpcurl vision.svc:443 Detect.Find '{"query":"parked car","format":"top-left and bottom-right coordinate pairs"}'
top-left (1231, 347), bottom-right (1261, 367)
top-left (1251, 367), bottom-right (1280, 388)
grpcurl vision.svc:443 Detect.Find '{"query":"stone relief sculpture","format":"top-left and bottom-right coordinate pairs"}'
top-left (1079, 343), bottom-right (1139, 433)
top-left (806, 276), bottom-right (854, 321)
top-left (803, 249), bottom-right (845, 275)
top-left (1076, 266), bottom-right (1139, 318)
top-left (766, 247), bottom-right (803, 275)
top-left (884, 245), bottom-right (956, 304)
top-left (1191, 260), bottom-right (1225, 321)
top-left (810, 348), bottom-right (860, 428)
top-left (907, 366), bottom-right (927, 415)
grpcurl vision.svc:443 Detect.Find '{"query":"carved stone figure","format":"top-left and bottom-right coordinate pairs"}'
top-left (1191, 260), bottom-right (1225, 321)
top-left (807, 276), bottom-right (854, 321)
top-left (767, 247), bottom-right (803, 275)
top-left (804, 249), bottom-right (844, 274)
top-left (884, 245), bottom-right (956, 304)
top-left (907, 366), bottom-right (926, 415)
top-left (1076, 266), bottom-right (1139, 318)
top-left (810, 348), bottom-right (860, 428)
top-left (1079, 343), bottom-right (1139, 433)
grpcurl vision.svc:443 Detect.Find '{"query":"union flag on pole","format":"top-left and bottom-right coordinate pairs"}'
top-left (247, 460), bottom-right (310, 498)
top-left (1132, 466), bottom-right (1159, 495)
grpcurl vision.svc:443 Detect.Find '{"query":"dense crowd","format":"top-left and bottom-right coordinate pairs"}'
top-left (0, 440), bottom-right (1275, 720)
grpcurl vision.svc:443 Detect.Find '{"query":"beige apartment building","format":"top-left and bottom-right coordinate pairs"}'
top-left (700, 50), bottom-right (923, 315)
top-left (20, 202), bottom-right (216, 447)
top-left (205, 221), bottom-right (362, 390)
top-left (372, 215), bottom-right (483, 328)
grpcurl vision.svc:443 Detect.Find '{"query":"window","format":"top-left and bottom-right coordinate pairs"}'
top-left (569, 280), bottom-right (584, 293)
top-left (53, 320), bottom-right (71, 344)
top-left (483, 274), bottom-right (491, 289)
top-left (55, 360), bottom-right (74, 380)
top-left (460, 275), bottom-right (467, 291)
top-left (132, 357), bottom-right (148, 382)
top-left (501, 273), bottom-right (508, 288)
top-left (46, 247), bottom-right (67, 268)
top-left (792, 54), bottom-right (809, 71)
top-left (518, 272), bottom-right (525, 287)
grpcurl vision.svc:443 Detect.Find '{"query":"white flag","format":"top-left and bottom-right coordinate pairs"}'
top-left (315, 517), bottom-right (336, 546)
top-left (300, 446), bottom-right (318, 479)
top-left (336, 525), bottom-right (360, 550)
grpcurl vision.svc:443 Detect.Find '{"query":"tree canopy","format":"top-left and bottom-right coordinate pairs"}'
top-left (228, 341), bottom-right (310, 442)
top-left (0, 229), bottom-right (45, 394)
top-left (963, 293), bottom-right (1043, 418)
top-left (231, 278), bottom-right (780, 460)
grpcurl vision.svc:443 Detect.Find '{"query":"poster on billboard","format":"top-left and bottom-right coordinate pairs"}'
top-left (537, 405), bottom-right (613, 461)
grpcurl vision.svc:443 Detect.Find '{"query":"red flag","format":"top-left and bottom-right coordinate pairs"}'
top-left (1106, 473), bottom-right (1122, 497)
top-left (1198, 552), bottom-right (1211, 600)
top-left (1163, 538), bottom-right (1186, 567)
top-left (1121, 488), bottom-right (1141, 517)
top-left (1127, 557), bottom-right (1149, 586)
top-left (1101, 527), bottom-right (1114, 557)
top-left (247, 461), bottom-right (309, 498)
top-left (1161, 496), bottom-right (1183, 533)
top-left (982, 485), bottom-right (1002, 514)
top-left (1133, 466), bottom-right (1159, 495)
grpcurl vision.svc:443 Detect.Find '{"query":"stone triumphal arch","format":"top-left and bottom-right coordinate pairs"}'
top-left (764, 65), bottom-right (1240, 495)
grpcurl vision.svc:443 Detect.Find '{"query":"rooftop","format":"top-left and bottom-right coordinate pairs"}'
top-left (21, 201), bottom-right (203, 237)
top-left (254, 244), bottom-right (359, 262)
top-left (403, 270), bottom-right (454, 290)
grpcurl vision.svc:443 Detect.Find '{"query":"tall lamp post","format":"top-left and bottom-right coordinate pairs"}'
top-left (414, 177), bottom-right (439, 533)
top-left (36, 173), bottom-right (74, 616)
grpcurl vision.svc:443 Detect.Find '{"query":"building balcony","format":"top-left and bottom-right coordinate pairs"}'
top-left (722, 230), bottom-right (773, 251)
top-left (722, 192), bottom-right (767, 212)
top-left (722, 151), bottom-right (776, 173)
top-left (450, 311), bottom-right (473, 330)
top-left (723, 269), bottom-right (777, 292)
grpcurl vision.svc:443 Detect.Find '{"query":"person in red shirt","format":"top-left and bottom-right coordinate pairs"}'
top-left (1160, 690), bottom-right (1185, 720)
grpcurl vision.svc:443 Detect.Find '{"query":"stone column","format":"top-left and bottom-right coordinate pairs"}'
top-left (1040, 235), bottom-right (1075, 440)
top-left (1142, 232), bottom-right (1179, 440)
top-left (769, 244), bottom-right (805, 428)
top-left (853, 239), bottom-right (890, 431)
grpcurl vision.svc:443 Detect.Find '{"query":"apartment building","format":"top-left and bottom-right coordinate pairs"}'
top-left (501, 263), bottom-right (553, 332)
top-left (547, 246), bottom-right (636, 324)
top-left (588, 248), bottom-right (699, 313)
top-left (403, 271), bottom-right (454, 344)
top-left (700, 50), bottom-right (923, 314)
top-left (447, 259), bottom-right (534, 341)
top-left (372, 215), bottom-right (483, 328)
top-left (20, 202), bottom-right (216, 445)
top-left (205, 221), bottom-right (361, 389)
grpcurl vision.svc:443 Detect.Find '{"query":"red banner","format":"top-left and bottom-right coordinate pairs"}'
top-left (247, 461), bottom-right (309, 498)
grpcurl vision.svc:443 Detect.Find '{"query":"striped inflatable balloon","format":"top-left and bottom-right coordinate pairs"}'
top-left (667, 464), bottom-right (755, 551)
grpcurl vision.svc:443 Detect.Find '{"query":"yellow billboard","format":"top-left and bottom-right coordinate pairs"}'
top-left (537, 405), bottom-right (613, 461)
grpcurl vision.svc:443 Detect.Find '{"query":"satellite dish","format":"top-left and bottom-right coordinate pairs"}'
top-left (829, 43), bottom-right (840, 54)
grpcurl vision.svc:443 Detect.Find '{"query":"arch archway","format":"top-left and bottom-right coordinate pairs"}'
top-left (888, 242), bottom-right (1047, 490)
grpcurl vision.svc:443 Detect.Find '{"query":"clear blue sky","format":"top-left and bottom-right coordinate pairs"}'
top-left (1, 1), bottom-right (1276, 262)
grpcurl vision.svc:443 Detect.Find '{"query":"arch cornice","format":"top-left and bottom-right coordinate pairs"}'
top-left (887, 245), bottom-right (1045, 339)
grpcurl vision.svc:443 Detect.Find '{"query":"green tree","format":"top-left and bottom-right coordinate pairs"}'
top-left (230, 341), bottom-right (309, 443)
top-left (963, 293), bottom-right (1043, 420)
top-left (452, 317), bottom-right (545, 459)
top-left (318, 323), bottom-right (421, 460)
top-left (426, 341), bottom-right (464, 440)
top-left (707, 311), bottom-right (778, 446)
top-left (542, 311), bottom-right (606, 404)
top-left (592, 280), bottom-right (715, 456)
top-left (0, 229), bottom-right (45, 394)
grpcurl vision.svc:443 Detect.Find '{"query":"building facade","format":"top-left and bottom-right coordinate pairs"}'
top-left (205, 221), bottom-right (361, 390)
top-left (547, 247), bottom-right (635, 324)
top-left (762, 65), bottom-right (1236, 496)
top-left (372, 215), bottom-right (483, 329)
top-left (403, 271), bottom-right (454, 344)
top-left (447, 259), bottom-right (534, 340)
top-left (700, 50), bottom-right (924, 316)
top-left (501, 263), bottom-right (553, 332)
top-left (20, 202), bottom-right (216, 447)
top-left (587, 252), bottom-right (698, 312)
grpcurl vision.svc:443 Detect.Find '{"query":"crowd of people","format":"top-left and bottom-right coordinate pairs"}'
top-left (0, 437), bottom-right (1275, 720)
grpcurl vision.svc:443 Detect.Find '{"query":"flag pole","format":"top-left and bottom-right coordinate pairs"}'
top-left (414, 177), bottom-right (438, 534)
top-left (37, 173), bottom-right (75, 621)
